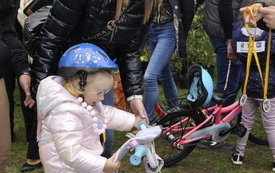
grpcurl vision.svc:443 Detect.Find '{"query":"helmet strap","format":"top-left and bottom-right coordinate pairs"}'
top-left (78, 71), bottom-right (88, 92)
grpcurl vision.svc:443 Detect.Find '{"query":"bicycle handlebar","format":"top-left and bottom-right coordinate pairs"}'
top-left (129, 121), bottom-right (159, 169)
top-left (130, 145), bottom-right (147, 165)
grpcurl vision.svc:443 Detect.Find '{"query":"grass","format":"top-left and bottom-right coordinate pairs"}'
top-left (4, 84), bottom-right (274, 173)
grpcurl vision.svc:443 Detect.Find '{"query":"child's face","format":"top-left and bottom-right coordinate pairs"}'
top-left (83, 85), bottom-right (109, 105)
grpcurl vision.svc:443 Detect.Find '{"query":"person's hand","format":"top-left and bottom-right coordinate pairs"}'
top-left (239, 4), bottom-right (264, 28)
top-left (259, 6), bottom-right (275, 29)
top-left (18, 74), bottom-right (35, 108)
top-left (227, 39), bottom-right (238, 62)
top-left (103, 153), bottom-right (120, 173)
top-left (129, 98), bottom-right (149, 123)
top-left (134, 116), bottom-right (145, 129)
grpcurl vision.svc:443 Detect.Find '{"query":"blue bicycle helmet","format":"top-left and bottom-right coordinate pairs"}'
top-left (58, 43), bottom-right (117, 91)
top-left (186, 64), bottom-right (213, 107)
top-left (58, 43), bottom-right (117, 79)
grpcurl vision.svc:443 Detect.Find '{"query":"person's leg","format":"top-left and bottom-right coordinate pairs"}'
top-left (0, 78), bottom-right (11, 172)
top-left (158, 64), bottom-right (179, 108)
top-left (235, 97), bottom-right (258, 150)
top-left (3, 67), bottom-right (16, 141)
top-left (209, 37), bottom-right (242, 107)
top-left (144, 22), bottom-right (177, 121)
top-left (101, 88), bottom-right (114, 158)
top-left (18, 81), bottom-right (42, 172)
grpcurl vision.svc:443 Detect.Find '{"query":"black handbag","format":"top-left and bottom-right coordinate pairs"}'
top-left (23, 5), bottom-right (51, 57)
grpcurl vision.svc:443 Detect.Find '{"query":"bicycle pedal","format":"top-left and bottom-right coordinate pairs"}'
top-left (236, 124), bottom-right (247, 137)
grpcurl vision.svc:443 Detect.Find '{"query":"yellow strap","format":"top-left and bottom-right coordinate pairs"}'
top-left (264, 29), bottom-right (272, 99)
top-left (242, 6), bottom-right (270, 100)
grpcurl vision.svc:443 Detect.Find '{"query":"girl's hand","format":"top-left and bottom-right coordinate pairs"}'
top-left (103, 153), bottom-right (120, 173)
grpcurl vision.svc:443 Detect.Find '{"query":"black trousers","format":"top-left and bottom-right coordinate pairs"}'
top-left (3, 66), bottom-right (39, 160)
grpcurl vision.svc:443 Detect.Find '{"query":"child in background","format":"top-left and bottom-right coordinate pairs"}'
top-left (231, 18), bottom-right (275, 171)
top-left (36, 43), bottom-right (143, 173)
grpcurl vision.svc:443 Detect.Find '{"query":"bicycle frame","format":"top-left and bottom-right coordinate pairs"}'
top-left (162, 101), bottom-right (242, 147)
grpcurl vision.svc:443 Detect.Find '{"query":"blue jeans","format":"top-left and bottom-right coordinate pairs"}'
top-left (209, 37), bottom-right (243, 107)
top-left (101, 88), bottom-right (114, 158)
top-left (144, 22), bottom-right (179, 121)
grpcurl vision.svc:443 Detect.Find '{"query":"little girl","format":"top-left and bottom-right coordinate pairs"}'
top-left (36, 43), bottom-right (143, 173)
top-left (231, 16), bottom-right (275, 171)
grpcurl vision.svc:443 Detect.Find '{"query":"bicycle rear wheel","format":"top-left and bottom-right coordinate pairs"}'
top-left (248, 111), bottom-right (268, 146)
top-left (154, 105), bottom-right (204, 167)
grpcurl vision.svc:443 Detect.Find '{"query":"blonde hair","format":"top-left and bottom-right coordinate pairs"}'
top-left (63, 70), bottom-right (114, 97)
top-left (115, 0), bottom-right (158, 23)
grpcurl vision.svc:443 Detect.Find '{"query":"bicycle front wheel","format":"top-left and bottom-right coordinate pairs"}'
top-left (154, 105), bottom-right (204, 167)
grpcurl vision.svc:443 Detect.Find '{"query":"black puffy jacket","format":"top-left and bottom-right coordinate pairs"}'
top-left (32, 0), bottom-right (153, 97)
top-left (0, 0), bottom-right (29, 79)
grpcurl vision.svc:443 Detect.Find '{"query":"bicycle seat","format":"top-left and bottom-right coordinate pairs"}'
top-left (211, 90), bottom-right (236, 105)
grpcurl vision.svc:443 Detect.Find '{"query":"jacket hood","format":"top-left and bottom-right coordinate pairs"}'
top-left (36, 75), bottom-right (78, 119)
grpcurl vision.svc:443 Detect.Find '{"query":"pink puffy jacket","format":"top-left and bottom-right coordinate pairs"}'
top-left (36, 76), bottom-right (135, 173)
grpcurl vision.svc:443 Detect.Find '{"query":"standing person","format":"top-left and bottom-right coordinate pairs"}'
top-left (36, 43), bottom-right (144, 173)
top-left (144, 0), bottom-right (195, 122)
top-left (0, 77), bottom-right (10, 173)
top-left (0, 0), bottom-right (35, 172)
top-left (197, 0), bottom-right (252, 151)
top-left (14, 0), bottom-right (42, 171)
top-left (28, 0), bottom-right (157, 159)
top-left (230, 10), bottom-right (275, 171)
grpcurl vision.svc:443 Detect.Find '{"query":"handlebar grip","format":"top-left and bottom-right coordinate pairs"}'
top-left (137, 121), bottom-right (147, 130)
top-left (130, 145), bottom-right (147, 165)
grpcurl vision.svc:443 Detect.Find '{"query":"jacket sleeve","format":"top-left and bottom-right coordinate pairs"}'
top-left (31, 0), bottom-right (86, 93)
top-left (2, 2), bottom-right (29, 76)
top-left (218, 0), bottom-right (233, 40)
top-left (114, 22), bottom-right (150, 97)
top-left (102, 105), bottom-right (136, 130)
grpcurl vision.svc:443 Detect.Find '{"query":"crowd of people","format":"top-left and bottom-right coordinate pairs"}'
top-left (1, 0), bottom-right (275, 172)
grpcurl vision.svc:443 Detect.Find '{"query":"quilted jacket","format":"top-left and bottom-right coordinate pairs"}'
top-left (31, 0), bottom-right (153, 97)
top-left (36, 76), bottom-right (136, 173)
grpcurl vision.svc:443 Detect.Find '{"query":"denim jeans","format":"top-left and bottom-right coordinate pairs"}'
top-left (101, 88), bottom-right (114, 159)
top-left (209, 37), bottom-right (243, 107)
top-left (144, 22), bottom-right (179, 121)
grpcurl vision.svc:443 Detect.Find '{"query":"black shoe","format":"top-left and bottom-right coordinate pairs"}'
top-left (20, 162), bottom-right (42, 172)
top-left (231, 151), bottom-right (244, 165)
top-left (197, 139), bottom-right (235, 151)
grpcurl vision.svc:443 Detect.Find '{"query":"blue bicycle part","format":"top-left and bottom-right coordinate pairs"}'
top-left (130, 145), bottom-right (147, 165)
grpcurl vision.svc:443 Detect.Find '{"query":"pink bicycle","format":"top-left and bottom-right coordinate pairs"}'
top-left (151, 64), bottom-right (268, 167)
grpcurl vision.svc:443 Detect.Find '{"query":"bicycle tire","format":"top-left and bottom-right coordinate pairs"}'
top-left (154, 105), bottom-right (204, 167)
top-left (248, 112), bottom-right (268, 146)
